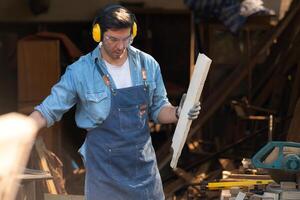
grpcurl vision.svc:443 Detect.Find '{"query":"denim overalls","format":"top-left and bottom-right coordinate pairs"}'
top-left (79, 54), bottom-right (165, 200)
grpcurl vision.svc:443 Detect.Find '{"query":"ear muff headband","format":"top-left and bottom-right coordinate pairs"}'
top-left (92, 6), bottom-right (137, 43)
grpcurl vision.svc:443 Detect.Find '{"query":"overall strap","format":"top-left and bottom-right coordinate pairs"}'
top-left (139, 52), bottom-right (148, 90)
top-left (94, 57), bottom-right (116, 95)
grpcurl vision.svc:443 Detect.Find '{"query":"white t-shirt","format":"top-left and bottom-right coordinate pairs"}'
top-left (104, 58), bottom-right (133, 89)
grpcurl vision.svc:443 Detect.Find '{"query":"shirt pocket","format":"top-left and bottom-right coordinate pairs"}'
top-left (85, 91), bottom-right (110, 122)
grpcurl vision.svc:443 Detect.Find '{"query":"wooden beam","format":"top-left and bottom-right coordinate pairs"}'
top-left (287, 97), bottom-right (300, 142)
top-left (253, 34), bottom-right (300, 107)
top-left (252, 19), bottom-right (300, 101)
top-left (256, 10), bottom-right (300, 101)
top-left (287, 63), bottom-right (300, 118)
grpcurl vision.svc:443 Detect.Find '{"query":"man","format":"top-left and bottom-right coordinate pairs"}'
top-left (29, 4), bottom-right (201, 200)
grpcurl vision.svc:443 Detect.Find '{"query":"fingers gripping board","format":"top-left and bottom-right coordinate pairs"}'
top-left (170, 53), bottom-right (212, 169)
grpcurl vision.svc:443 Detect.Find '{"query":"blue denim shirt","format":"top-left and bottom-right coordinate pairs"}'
top-left (35, 44), bottom-right (170, 129)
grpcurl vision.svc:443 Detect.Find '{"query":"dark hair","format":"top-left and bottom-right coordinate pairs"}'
top-left (93, 4), bottom-right (135, 35)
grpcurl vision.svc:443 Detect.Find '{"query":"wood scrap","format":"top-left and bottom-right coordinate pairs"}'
top-left (35, 137), bottom-right (58, 194)
top-left (35, 137), bottom-right (67, 194)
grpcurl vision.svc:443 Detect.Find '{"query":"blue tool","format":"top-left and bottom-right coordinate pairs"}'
top-left (252, 141), bottom-right (300, 172)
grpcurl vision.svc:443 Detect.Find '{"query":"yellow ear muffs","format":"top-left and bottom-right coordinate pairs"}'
top-left (92, 21), bottom-right (137, 42)
top-left (92, 23), bottom-right (101, 43)
top-left (132, 22), bottom-right (137, 39)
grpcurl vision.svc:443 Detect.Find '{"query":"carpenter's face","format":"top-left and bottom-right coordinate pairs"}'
top-left (102, 28), bottom-right (132, 60)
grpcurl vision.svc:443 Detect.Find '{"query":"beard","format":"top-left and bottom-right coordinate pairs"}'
top-left (113, 49), bottom-right (125, 58)
top-left (109, 47), bottom-right (126, 60)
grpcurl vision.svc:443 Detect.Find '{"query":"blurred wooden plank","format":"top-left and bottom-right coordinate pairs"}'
top-left (0, 112), bottom-right (38, 200)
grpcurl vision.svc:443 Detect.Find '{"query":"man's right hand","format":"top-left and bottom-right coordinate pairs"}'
top-left (29, 111), bottom-right (47, 131)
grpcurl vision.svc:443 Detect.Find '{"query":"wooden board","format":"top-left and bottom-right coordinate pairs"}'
top-left (170, 53), bottom-right (212, 168)
top-left (17, 38), bottom-right (62, 157)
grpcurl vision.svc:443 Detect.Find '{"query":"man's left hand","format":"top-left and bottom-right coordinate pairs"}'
top-left (188, 101), bottom-right (201, 120)
top-left (176, 93), bottom-right (201, 120)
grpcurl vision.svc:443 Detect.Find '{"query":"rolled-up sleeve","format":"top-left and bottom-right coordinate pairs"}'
top-left (149, 63), bottom-right (170, 123)
top-left (35, 67), bottom-right (77, 127)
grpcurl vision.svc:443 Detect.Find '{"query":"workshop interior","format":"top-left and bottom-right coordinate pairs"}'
top-left (1, 0), bottom-right (300, 199)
